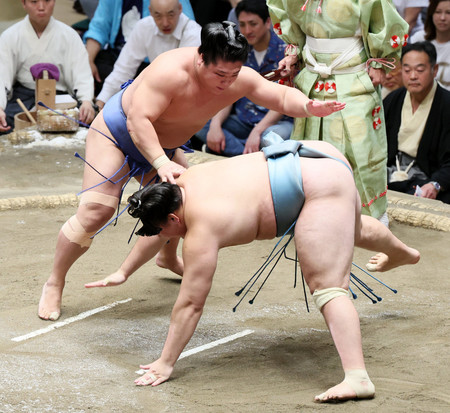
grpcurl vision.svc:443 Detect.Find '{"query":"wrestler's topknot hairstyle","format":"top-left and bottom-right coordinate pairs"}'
top-left (128, 183), bottom-right (182, 237)
top-left (198, 21), bottom-right (249, 65)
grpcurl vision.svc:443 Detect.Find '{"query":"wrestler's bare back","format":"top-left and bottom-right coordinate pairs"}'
top-left (120, 47), bottom-right (264, 148)
top-left (177, 152), bottom-right (278, 246)
top-left (175, 141), bottom-right (353, 248)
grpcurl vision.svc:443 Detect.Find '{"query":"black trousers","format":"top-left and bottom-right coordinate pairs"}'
top-left (388, 178), bottom-right (450, 204)
top-left (2, 83), bottom-right (35, 132)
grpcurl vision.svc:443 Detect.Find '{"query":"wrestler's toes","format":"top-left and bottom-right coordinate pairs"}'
top-left (48, 311), bottom-right (61, 321)
top-left (38, 310), bottom-right (61, 321)
top-left (314, 391), bottom-right (340, 403)
top-left (366, 262), bottom-right (378, 272)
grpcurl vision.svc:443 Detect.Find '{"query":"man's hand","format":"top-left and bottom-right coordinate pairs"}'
top-left (0, 108), bottom-right (11, 133)
top-left (157, 160), bottom-right (186, 184)
top-left (368, 67), bottom-right (385, 87)
top-left (277, 54), bottom-right (298, 78)
top-left (206, 128), bottom-right (226, 154)
top-left (306, 100), bottom-right (346, 117)
top-left (79, 101), bottom-right (96, 124)
top-left (243, 128), bottom-right (262, 154)
top-left (418, 182), bottom-right (439, 200)
top-left (84, 269), bottom-right (128, 288)
top-left (96, 100), bottom-right (105, 110)
top-left (134, 358), bottom-right (173, 387)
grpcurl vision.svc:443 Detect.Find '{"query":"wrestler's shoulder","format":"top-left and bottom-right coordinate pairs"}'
top-left (152, 47), bottom-right (197, 67)
top-left (148, 48), bottom-right (196, 79)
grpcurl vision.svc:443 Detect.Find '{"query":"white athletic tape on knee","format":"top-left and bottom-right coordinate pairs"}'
top-left (61, 215), bottom-right (96, 248)
top-left (312, 287), bottom-right (349, 311)
top-left (344, 369), bottom-right (375, 399)
top-left (80, 191), bottom-right (119, 209)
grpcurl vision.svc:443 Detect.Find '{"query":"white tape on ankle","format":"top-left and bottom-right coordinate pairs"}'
top-left (344, 369), bottom-right (375, 398)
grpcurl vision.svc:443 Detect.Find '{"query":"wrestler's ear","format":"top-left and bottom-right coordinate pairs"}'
top-left (168, 213), bottom-right (180, 224)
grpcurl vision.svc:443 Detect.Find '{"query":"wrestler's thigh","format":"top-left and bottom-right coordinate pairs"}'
top-left (81, 115), bottom-right (130, 196)
top-left (295, 158), bottom-right (357, 292)
top-left (173, 149), bottom-right (189, 168)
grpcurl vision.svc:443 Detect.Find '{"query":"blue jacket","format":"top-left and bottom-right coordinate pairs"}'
top-left (83, 0), bottom-right (195, 48)
top-left (234, 31), bottom-right (292, 126)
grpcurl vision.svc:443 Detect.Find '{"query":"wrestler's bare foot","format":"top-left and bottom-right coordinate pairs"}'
top-left (366, 246), bottom-right (420, 272)
top-left (314, 371), bottom-right (375, 403)
top-left (38, 281), bottom-right (64, 321)
top-left (315, 381), bottom-right (357, 403)
top-left (155, 252), bottom-right (184, 277)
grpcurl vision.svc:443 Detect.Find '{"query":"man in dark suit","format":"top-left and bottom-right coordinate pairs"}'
top-left (384, 41), bottom-right (450, 204)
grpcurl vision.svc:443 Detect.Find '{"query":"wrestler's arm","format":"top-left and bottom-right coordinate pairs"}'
top-left (126, 62), bottom-right (186, 184)
top-left (135, 225), bottom-right (219, 386)
top-left (240, 67), bottom-right (346, 118)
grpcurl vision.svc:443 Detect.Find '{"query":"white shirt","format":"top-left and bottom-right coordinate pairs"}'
top-left (0, 16), bottom-right (94, 109)
top-left (411, 31), bottom-right (450, 91)
top-left (96, 13), bottom-right (201, 103)
top-left (399, 81), bottom-right (437, 158)
top-left (393, 0), bottom-right (428, 35)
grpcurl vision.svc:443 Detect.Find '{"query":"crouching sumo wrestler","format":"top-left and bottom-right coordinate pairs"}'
top-left (87, 136), bottom-right (420, 402)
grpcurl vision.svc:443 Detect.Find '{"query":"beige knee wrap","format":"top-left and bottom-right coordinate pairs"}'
top-left (62, 192), bottom-right (119, 247)
top-left (313, 287), bottom-right (349, 311)
top-left (79, 191), bottom-right (119, 209)
top-left (61, 215), bottom-right (96, 248)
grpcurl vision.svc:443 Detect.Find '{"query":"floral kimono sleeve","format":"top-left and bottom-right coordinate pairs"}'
top-left (360, 0), bottom-right (409, 68)
top-left (267, 0), bottom-right (306, 56)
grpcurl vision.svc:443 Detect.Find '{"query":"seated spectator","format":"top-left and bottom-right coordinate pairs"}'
top-left (0, 0), bottom-right (95, 134)
top-left (411, 0), bottom-right (450, 90)
top-left (384, 41), bottom-right (450, 204)
top-left (96, 0), bottom-right (201, 109)
top-left (83, 0), bottom-right (194, 96)
top-left (194, 0), bottom-right (293, 156)
top-left (381, 61), bottom-right (404, 99)
top-left (393, 0), bottom-right (429, 36)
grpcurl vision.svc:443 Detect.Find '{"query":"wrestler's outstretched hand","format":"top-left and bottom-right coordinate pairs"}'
top-left (157, 161), bottom-right (186, 184)
top-left (306, 99), bottom-right (346, 117)
top-left (84, 269), bottom-right (128, 288)
top-left (135, 358), bottom-right (173, 387)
